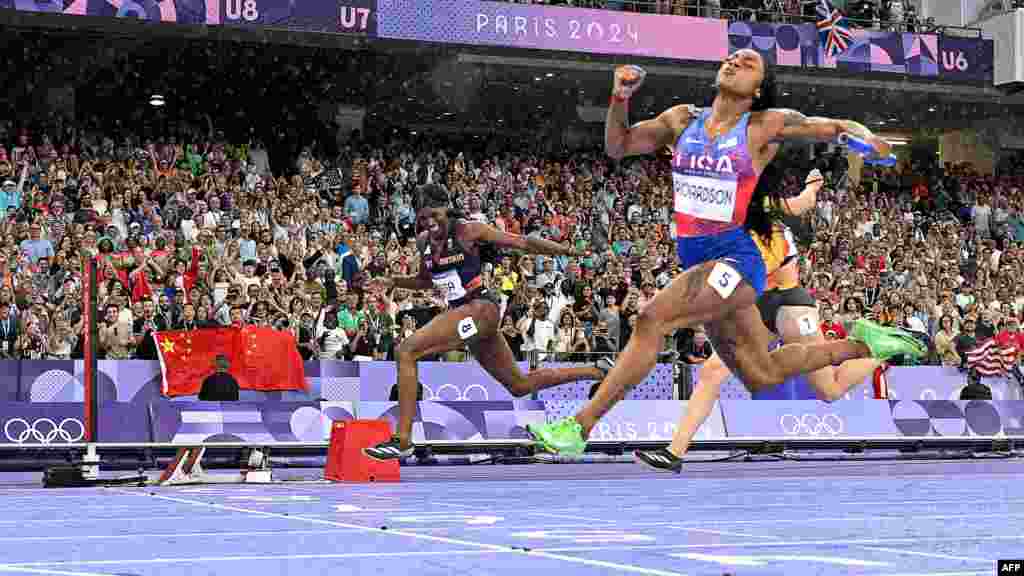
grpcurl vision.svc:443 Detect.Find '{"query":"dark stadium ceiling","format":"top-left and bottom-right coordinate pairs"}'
top-left (367, 52), bottom-right (1016, 135)
top-left (4, 12), bottom-right (1018, 136)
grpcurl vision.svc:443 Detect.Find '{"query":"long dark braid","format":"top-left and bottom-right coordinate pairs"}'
top-left (744, 161), bottom-right (785, 241)
top-left (743, 56), bottom-right (782, 241)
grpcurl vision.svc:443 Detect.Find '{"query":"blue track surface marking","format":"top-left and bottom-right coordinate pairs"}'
top-left (0, 460), bottom-right (1020, 575)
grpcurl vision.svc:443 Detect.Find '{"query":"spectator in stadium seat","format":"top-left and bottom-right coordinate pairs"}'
top-left (133, 300), bottom-right (167, 360)
top-left (955, 317), bottom-right (979, 370)
top-left (0, 304), bottom-right (17, 358)
top-left (20, 222), bottom-right (54, 263)
top-left (976, 308), bottom-right (998, 341)
top-left (678, 326), bottom-right (713, 366)
top-left (344, 187), bottom-right (370, 226)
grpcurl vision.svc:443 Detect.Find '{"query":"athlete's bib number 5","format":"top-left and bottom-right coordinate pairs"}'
top-left (708, 262), bottom-right (742, 300)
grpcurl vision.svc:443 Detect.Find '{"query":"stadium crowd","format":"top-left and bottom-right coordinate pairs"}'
top-left (0, 18), bottom-right (1018, 380)
top-left (0, 107), bottom-right (1021, 372)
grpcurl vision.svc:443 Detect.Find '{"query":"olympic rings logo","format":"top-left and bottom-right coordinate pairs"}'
top-left (779, 413), bottom-right (844, 436)
top-left (421, 383), bottom-right (490, 401)
top-left (3, 418), bottom-right (85, 445)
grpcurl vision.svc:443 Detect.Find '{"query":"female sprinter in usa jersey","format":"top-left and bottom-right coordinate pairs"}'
top-left (635, 167), bottom-right (888, 472)
top-left (529, 51), bottom-right (925, 456)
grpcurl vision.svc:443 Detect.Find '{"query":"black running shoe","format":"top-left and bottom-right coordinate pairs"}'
top-left (363, 439), bottom-right (414, 461)
top-left (635, 448), bottom-right (683, 474)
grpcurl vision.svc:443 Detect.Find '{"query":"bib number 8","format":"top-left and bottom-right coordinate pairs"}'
top-left (457, 317), bottom-right (479, 340)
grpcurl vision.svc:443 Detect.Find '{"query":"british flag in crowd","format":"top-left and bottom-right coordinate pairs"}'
top-left (816, 0), bottom-right (853, 59)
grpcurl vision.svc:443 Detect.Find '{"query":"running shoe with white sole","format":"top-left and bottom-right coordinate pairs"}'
top-left (363, 439), bottom-right (414, 461)
top-left (634, 448), bottom-right (683, 474)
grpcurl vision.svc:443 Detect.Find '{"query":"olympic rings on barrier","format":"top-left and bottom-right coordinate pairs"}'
top-left (421, 383), bottom-right (490, 401)
top-left (779, 413), bottom-right (844, 436)
top-left (3, 417), bottom-right (85, 445)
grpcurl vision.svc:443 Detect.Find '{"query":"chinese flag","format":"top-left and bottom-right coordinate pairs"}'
top-left (235, 326), bottom-right (308, 393)
top-left (155, 327), bottom-right (307, 397)
top-left (153, 328), bottom-right (239, 397)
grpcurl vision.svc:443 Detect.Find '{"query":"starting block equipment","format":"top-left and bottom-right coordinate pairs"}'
top-left (159, 446), bottom-right (273, 485)
top-left (325, 420), bottom-right (400, 483)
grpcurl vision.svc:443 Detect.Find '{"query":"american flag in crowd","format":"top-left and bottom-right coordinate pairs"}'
top-left (816, 0), bottom-right (853, 59)
top-left (966, 338), bottom-right (1018, 377)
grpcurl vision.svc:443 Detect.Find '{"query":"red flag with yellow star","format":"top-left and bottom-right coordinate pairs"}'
top-left (234, 326), bottom-right (307, 394)
top-left (154, 328), bottom-right (240, 397)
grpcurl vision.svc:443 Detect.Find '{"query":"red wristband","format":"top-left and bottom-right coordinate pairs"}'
top-left (611, 94), bottom-right (628, 105)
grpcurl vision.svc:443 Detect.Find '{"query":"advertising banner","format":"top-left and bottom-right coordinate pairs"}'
top-left (728, 20), bottom-right (992, 82)
top-left (0, 403), bottom-right (86, 446)
top-left (719, 399), bottom-right (1024, 438)
top-left (716, 365), bottom-right (1024, 402)
top-left (360, 361), bottom-right (674, 402)
top-left (0, 0), bottom-right (378, 35)
top-left (359, 400), bottom-right (546, 442)
top-left (377, 0), bottom-right (727, 61)
top-left (148, 400), bottom-right (326, 443)
top-left (1, 397), bottom-right (1022, 446)
top-left (720, 399), bottom-right (902, 438)
top-left (358, 361), bottom-right (525, 401)
top-left (1, 0), bottom-right (991, 82)
top-left (545, 399), bottom-right (726, 442)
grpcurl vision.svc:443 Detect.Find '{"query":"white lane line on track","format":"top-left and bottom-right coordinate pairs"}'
top-left (4, 549), bottom-right (688, 576)
top-left (7, 510), bottom-right (1023, 531)
top-left (862, 572), bottom-right (989, 576)
top-left (527, 512), bottom-right (616, 523)
top-left (605, 498), bottom-right (1024, 511)
top-left (430, 501), bottom-right (477, 509)
top-left (672, 527), bottom-right (777, 540)
top-left (857, 547), bottom-right (992, 563)
top-left (0, 529), bottom-right (362, 543)
top-left (534, 534), bottom-right (1024, 553)
top-left (0, 566), bottom-right (122, 576)
top-left (101, 490), bottom-right (690, 576)
top-left (676, 515), bottom-right (997, 568)
top-left (0, 551), bottom-right (509, 567)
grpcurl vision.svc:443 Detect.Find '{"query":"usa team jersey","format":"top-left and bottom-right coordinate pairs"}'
top-left (419, 219), bottom-right (487, 308)
top-left (671, 109), bottom-right (759, 238)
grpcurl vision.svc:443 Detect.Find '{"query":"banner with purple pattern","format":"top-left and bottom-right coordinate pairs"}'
top-left (717, 365), bottom-right (1024, 402)
top-left (2, 399), bottom-right (1024, 445)
top-left (719, 399), bottom-right (1024, 438)
top-left (0, 0), bottom-right (989, 82)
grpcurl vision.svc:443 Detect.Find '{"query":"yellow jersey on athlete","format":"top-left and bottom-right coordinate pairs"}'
top-left (751, 223), bottom-right (799, 291)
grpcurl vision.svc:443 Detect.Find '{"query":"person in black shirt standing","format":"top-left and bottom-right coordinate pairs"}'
top-left (199, 355), bottom-right (239, 401)
top-left (133, 300), bottom-right (168, 360)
